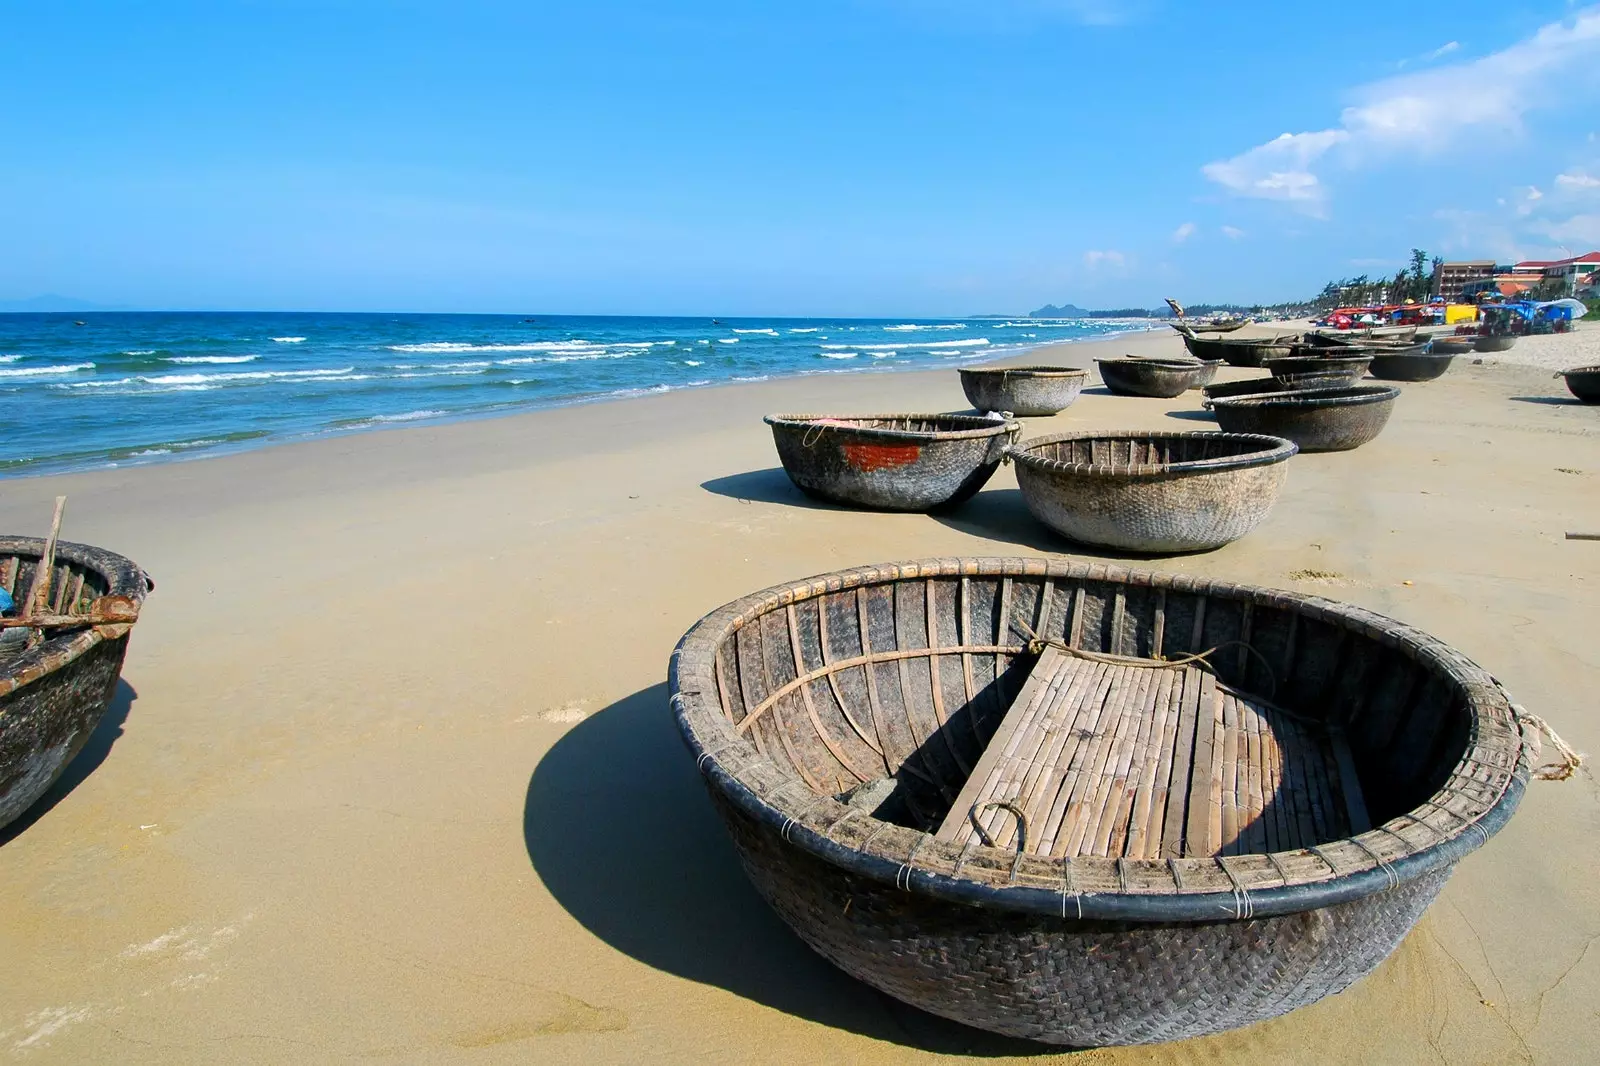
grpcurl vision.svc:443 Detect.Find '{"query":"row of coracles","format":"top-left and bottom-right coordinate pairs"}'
top-left (760, 332), bottom-right (1458, 555)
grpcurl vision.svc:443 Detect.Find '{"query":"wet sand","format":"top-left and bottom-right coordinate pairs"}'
top-left (0, 328), bottom-right (1597, 1064)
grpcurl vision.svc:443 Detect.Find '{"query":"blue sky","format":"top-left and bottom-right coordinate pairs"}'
top-left (3, 1), bottom-right (1598, 315)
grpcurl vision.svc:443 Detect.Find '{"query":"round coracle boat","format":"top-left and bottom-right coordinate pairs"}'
top-left (765, 414), bottom-right (1019, 512)
top-left (1560, 364), bottom-right (1600, 403)
top-left (1207, 385), bottom-right (1400, 452)
top-left (1, 538), bottom-right (151, 831)
top-left (1430, 337), bottom-right (1475, 356)
top-left (1474, 335), bottom-right (1516, 353)
top-left (1011, 431), bottom-right (1296, 553)
top-left (1181, 334), bottom-right (1293, 367)
top-left (1096, 358), bottom-right (1212, 398)
top-left (1126, 354), bottom-right (1222, 388)
top-left (670, 558), bottom-right (1536, 1046)
top-left (1368, 349), bottom-right (1455, 382)
top-left (1263, 354), bottom-right (1373, 385)
top-left (958, 366), bottom-right (1088, 417)
top-left (1201, 375), bottom-right (1351, 403)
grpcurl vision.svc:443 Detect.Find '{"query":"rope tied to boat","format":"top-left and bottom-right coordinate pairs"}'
top-left (1513, 705), bottom-right (1584, 781)
top-left (1017, 623), bottom-right (1281, 700)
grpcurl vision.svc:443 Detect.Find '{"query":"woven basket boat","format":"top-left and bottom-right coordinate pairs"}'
top-left (1201, 375), bottom-right (1351, 403)
top-left (1125, 354), bottom-right (1223, 388)
top-left (1263, 354), bottom-right (1373, 384)
top-left (1430, 337), bottom-right (1474, 357)
top-left (1097, 359), bottom-right (1212, 398)
top-left (1303, 327), bottom-right (1418, 348)
top-left (1473, 335), bottom-right (1516, 353)
top-left (765, 414), bottom-right (1019, 512)
top-left (670, 558), bottom-right (1533, 1046)
top-left (1560, 365), bottom-right (1600, 403)
top-left (1367, 349), bottom-right (1455, 382)
top-left (1, 538), bottom-right (151, 831)
top-left (1180, 335), bottom-right (1293, 367)
top-left (1011, 431), bottom-right (1296, 553)
top-left (1207, 385), bottom-right (1400, 452)
top-left (958, 366), bottom-right (1088, 417)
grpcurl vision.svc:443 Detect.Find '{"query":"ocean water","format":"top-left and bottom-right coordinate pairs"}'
top-left (0, 312), bottom-right (1148, 477)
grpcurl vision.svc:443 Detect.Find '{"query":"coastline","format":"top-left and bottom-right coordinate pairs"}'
top-left (0, 315), bottom-right (1164, 481)
top-left (1, 327), bottom-right (1597, 1063)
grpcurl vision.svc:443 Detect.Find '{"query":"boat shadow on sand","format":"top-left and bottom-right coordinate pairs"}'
top-left (522, 682), bottom-right (1052, 1056)
top-left (1, 679), bottom-right (137, 846)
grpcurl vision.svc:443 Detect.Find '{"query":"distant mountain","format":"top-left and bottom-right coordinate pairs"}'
top-left (1029, 303), bottom-right (1090, 318)
top-left (0, 294), bottom-right (129, 312)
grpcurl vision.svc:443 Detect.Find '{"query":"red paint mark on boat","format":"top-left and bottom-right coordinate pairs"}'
top-left (843, 443), bottom-right (921, 471)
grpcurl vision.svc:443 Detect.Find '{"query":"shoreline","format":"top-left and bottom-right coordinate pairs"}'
top-left (1, 326), bottom-right (1596, 1063)
top-left (1, 321), bottom-right (1166, 483)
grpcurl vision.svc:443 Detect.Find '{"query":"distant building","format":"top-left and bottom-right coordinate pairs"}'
top-left (1460, 273), bottom-right (1543, 301)
top-left (1514, 252), bottom-right (1600, 295)
top-left (1432, 260), bottom-right (1496, 301)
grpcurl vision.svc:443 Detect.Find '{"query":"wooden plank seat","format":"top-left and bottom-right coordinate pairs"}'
top-left (935, 645), bottom-right (1370, 859)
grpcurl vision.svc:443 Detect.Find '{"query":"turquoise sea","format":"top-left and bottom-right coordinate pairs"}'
top-left (0, 312), bottom-right (1149, 477)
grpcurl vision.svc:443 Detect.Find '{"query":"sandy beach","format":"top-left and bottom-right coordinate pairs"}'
top-left (1, 326), bottom-right (1597, 1064)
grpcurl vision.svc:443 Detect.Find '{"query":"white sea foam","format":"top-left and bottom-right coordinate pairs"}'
top-left (821, 339), bottom-right (988, 351)
top-left (872, 351), bottom-right (897, 358)
top-left (437, 361), bottom-right (492, 369)
top-left (138, 366), bottom-right (354, 385)
top-left (388, 340), bottom-right (605, 354)
top-left (165, 355), bottom-right (259, 365)
top-left (820, 352), bottom-right (858, 359)
top-left (683, 360), bottom-right (703, 366)
top-left (696, 339), bottom-right (711, 345)
top-left (788, 328), bottom-right (820, 333)
top-left (371, 409), bottom-right (446, 423)
top-left (0, 362), bottom-right (94, 377)
top-left (883, 323), bottom-right (968, 332)
top-left (732, 328), bottom-right (778, 335)
top-left (122, 349), bottom-right (157, 356)
top-left (717, 337), bottom-right (740, 343)
top-left (271, 336), bottom-right (306, 343)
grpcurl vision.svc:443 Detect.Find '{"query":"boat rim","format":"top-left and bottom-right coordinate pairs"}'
top-left (0, 537), bottom-right (152, 701)
top-left (1208, 385), bottom-right (1401, 410)
top-left (959, 365), bottom-right (1089, 379)
top-left (670, 558), bottom-right (1531, 923)
top-left (1010, 429), bottom-right (1297, 477)
top-left (764, 412), bottom-right (1020, 442)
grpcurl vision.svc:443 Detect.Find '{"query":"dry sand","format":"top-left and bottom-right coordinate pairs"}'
top-left (0, 327), bottom-right (1597, 1064)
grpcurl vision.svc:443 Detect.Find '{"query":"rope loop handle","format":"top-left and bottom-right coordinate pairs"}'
top-left (1512, 704), bottom-right (1584, 781)
top-left (969, 800), bottom-right (1029, 855)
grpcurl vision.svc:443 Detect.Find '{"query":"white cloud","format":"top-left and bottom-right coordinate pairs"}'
top-left (1171, 222), bottom-right (1196, 243)
top-left (1201, 130), bottom-right (1349, 212)
top-left (1083, 249), bottom-right (1128, 271)
top-left (1424, 40), bottom-right (1461, 61)
top-left (1204, 7), bottom-right (1600, 209)
top-left (1557, 171), bottom-right (1600, 189)
top-left (1540, 214), bottom-right (1600, 243)
top-left (1220, 225), bottom-right (1245, 240)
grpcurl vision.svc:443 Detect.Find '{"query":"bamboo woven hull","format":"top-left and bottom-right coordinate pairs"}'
top-left (1430, 339), bottom-right (1474, 356)
top-left (1561, 366), bottom-right (1600, 403)
top-left (1367, 352), bottom-right (1454, 382)
top-left (669, 559), bottom-right (1530, 1047)
top-left (1263, 356), bottom-right (1372, 384)
top-left (959, 368), bottom-right (1087, 417)
top-left (1180, 336), bottom-right (1289, 367)
top-left (0, 538), bottom-right (150, 831)
top-left (714, 788), bottom-right (1452, 1046)
top-left (1011, 432), bottom-right (1295, 553)
top-left (766, 415), bottom-right (1017, 512)
top-left (1473, 336), bottom-right (1516, 353)
top-left (1210, 388), bottom-right (1398, 452)
top-left (1097, 360), bottom-right (1210, 399)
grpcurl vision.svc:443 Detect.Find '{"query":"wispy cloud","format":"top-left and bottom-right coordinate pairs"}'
top-left (1083, 249), bottom-right (1129, 271)
top-left (1203, 7), bottom-right (1600, 212)
top-left (1220, 225), bottom-right (1245, 240)
top-left (888, 0), bottom-right (1139, 27)
top-left (1171, 221), bottom-right (1196, 243)
top-left (1399, 40), bottom-right (1461, 67)
top-left (1557, 170), bottom-right (1600, 189)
